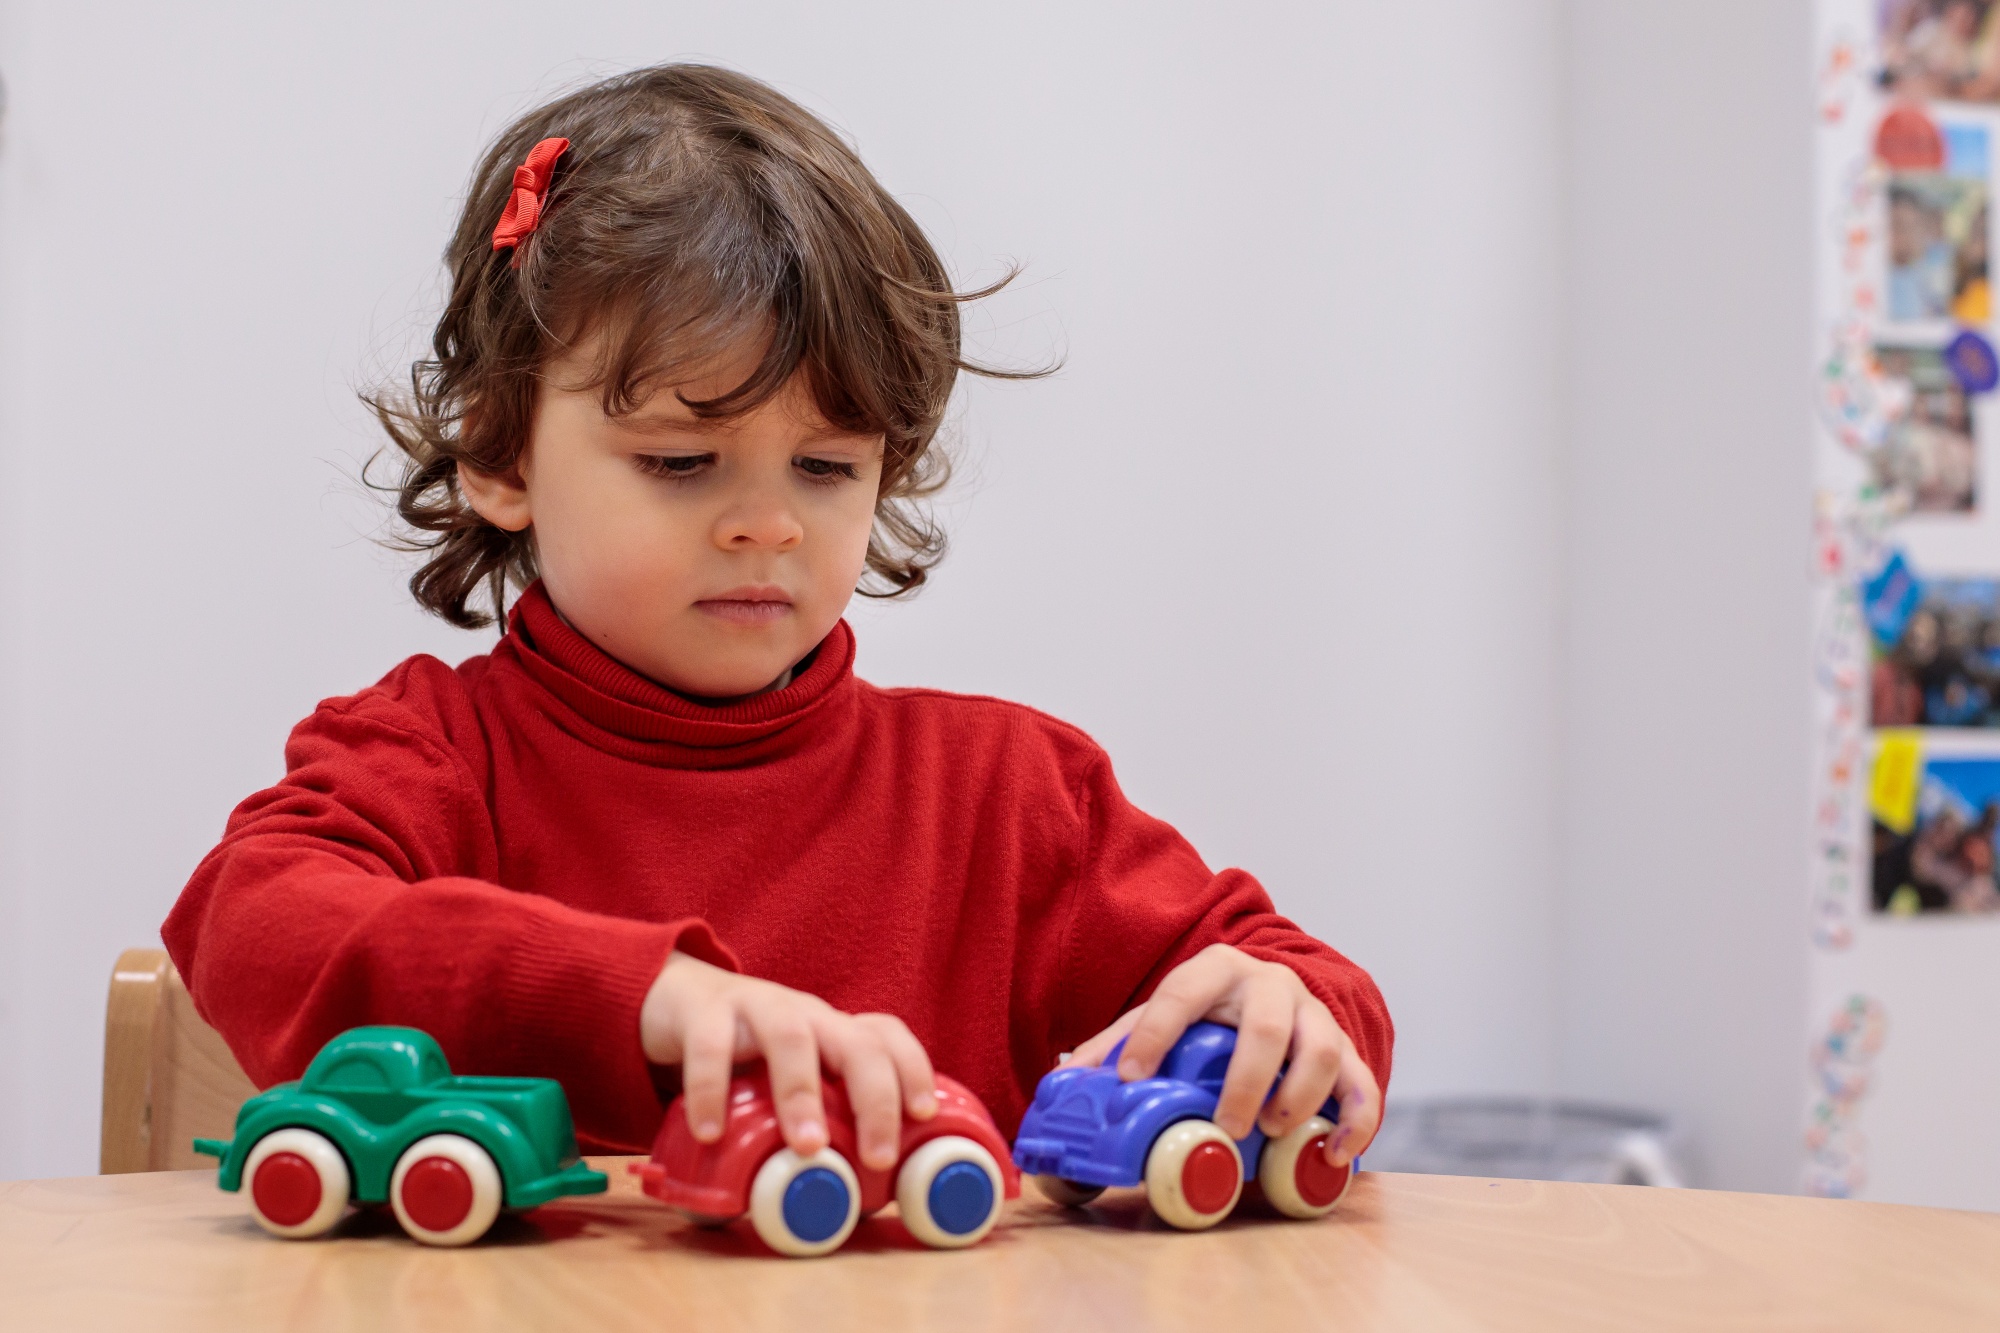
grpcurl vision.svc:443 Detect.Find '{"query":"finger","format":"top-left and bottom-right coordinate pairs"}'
top-left (1116, 950), bottom-right (1233, 1081)
top-left (679, 999), bottom-right (740, 1144)
top-left (1062, 1008), bottom-right (1142, 1070)
top-left (822, 1021), bottom-right (903, 1172)
top-left (1258, 1000), bottom-right (1343, 1137)
top-left (1326, 1040), bottom-right (1383, 1167)
top-left (745, 999), bottom-right (828, 1156)
top-left (1212, 974), bottom-right (1293, 1139)
top-left (861, 1014), bottom-right (938, 1119)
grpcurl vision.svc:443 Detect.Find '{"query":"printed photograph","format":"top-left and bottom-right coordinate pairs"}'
top-left (1881, 0), bottom-right (2000, 103)
top-left (1872, 755), bottom-right (2000, 913)
top-left (1869, 343), bottom-right (1979, 511)
top-left (1872, 576), bottom-right (2000, 724)
top-left (1886, 123), bottom-right (1989, 323)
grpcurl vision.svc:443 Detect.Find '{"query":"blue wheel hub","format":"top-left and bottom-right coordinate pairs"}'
top-left (927, 1161), bottom-right (996, 1235)
top-left (781, 1167), bottom-right (851, 1243)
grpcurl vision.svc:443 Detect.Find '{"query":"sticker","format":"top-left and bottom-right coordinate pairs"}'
top-left (1819, 30), bottom-right (1863, 126)
top-left (1803, 996), bottom-right (1886, 1199)
top-left (1868, 731), bottom-right (1924, 835)
top-left (1860, 549), bottom-right (1922, 648)
top-left (1944, 329), bottom-right (1999, 393)
top-left (1874, 104), bottom-right (1945, 170)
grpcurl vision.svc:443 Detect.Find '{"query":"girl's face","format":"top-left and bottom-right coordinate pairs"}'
top-left (461, 336), bottom-right (885, 699)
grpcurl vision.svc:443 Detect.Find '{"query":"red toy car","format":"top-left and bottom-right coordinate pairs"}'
top-left (640, 1070), bottom-right (1021, 1257)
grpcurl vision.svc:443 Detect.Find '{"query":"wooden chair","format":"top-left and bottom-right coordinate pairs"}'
top-left (100, 948), bottom-right (258, 1173)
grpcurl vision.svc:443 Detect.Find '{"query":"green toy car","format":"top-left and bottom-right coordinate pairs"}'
top-left (193, 1026), bottom-right (607, 1246)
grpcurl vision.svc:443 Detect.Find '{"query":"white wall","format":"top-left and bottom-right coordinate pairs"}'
top-left (0, 0), bottom-right (1567, 1179)
top-left (1557, 1), bottom-right (1815, 1194)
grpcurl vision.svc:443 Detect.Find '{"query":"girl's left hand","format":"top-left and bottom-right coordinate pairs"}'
top-left (1061, 944), bottom-right (1381, 1168)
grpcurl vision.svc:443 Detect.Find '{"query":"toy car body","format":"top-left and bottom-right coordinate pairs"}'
top-left (640, 1070), bottom-right (1021, 1256)
top-left (1012, 1020), bottom-right (1353, 1230)
top-left (194, 1026), bottom-right (606, 1246)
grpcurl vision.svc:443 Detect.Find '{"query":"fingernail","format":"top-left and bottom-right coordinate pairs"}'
top-left (913, 1092), bottom-right (937, 1116)
top-left (695, 1119), bottom-right (721, 1141)
top-left (1117, 1058), bottom-right (1140, 1080)
top-left (796, 1120), bottom-right (825, 1146)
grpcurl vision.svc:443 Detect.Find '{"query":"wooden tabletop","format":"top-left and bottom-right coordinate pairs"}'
top-left (3, 1159), bottom-right (1997, 1332)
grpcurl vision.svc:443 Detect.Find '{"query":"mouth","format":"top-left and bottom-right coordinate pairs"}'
top-left (695, 586), bottom-right (795, 626)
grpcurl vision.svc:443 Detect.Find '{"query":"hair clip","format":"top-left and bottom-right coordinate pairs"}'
top-left (490, 137), bottom-right (571, 268)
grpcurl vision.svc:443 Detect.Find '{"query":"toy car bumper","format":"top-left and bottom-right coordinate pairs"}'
top-left (504, 1158), bottom-right (610, 1209)
top-left (1012, 1136), bottom-right (1132, 1188)
top-left (634, 1161), bottom-right (742, 1219)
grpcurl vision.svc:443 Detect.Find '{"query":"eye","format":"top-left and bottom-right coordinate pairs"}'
top-left (796, 456), bottom-right (861, 484)
top-left (633, 453), bottom-right (712, 479)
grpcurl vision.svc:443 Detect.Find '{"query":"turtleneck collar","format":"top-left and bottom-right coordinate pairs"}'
top-left (493, 581), bottom-right (858, 767)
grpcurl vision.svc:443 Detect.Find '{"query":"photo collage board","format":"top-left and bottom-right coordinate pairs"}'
top-left (1810, 0), bottom-right (2000, 1205)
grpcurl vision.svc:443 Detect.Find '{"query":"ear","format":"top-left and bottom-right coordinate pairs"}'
top-left (457, 459), bottom-right (532, 532)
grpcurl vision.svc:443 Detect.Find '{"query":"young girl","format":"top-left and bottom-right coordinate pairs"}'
top-left (164, 64), bottom-right (1392, 1182)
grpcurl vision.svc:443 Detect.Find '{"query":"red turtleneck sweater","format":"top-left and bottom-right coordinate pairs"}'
top-left (164, 585), bottom-right (1393, 1152)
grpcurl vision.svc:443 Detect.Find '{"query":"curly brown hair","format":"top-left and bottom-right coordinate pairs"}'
top-left (368, 63), bottom-right (1039, 629)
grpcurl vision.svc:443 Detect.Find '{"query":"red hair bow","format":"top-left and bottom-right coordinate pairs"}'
top-left (491, 137), bottom-right (571, 267)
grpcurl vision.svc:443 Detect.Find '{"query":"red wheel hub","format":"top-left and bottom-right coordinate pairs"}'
top-left (401, 1156), bottom-right (475, 1232)
top-left (251, 1151), bottom-right (323, 1227)
top-left (1293, 1134), bottom-right (1350, 1207)
top-left (1179, 1141), bottom-right (1239, 1215)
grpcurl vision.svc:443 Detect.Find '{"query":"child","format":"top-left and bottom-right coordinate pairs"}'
top-left (163, 65), bottom-right (1392, 1181)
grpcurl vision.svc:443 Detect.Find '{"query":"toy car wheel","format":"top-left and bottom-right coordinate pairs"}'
top-left (1033, 1175), bottom-right (1106, 1208)
top-left (748, 1147), bottom-right (862, 1257)
top-left (389, 1134), bottom-right (505, 1247)
top-left (1257, 1115), bottom-right (1353, 1219)
top-left (896, 1136), bottom-right (1006, 1249)
top-left (243, 1127), bottom-right (352, 1239)
top-left (1143, 1120), bottom-right (1243, 1231)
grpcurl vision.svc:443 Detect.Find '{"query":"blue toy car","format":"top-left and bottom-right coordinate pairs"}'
top-left (1012, 1021), bottom-right (1353, 1230)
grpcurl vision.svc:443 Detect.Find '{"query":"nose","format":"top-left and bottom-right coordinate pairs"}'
top-left (713, 479), bottom-right (805, 552)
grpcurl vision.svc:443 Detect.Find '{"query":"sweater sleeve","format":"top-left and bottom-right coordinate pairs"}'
top-left (161, 678), bottom-right (737, 1153)
top-left (1044, 751), bottom-right (1394, 1096)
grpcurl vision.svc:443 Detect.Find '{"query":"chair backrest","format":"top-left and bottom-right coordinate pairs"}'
top-left (101, 948), bottom-right (258, 1173)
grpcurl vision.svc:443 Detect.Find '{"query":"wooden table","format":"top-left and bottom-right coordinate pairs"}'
top-left (3, 1160), bottom-right (1997, 1332)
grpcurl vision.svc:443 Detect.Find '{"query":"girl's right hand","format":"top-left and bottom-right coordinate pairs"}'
top-left (639, 951), bottom-right (938, 1171)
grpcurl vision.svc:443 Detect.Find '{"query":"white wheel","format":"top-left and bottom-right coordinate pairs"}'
top-left (896, 1136), bottom-right (1005, 1249)
top-left (748, 1147), bottom-right (862, 1257)
top-left (389, 1134), bottom-right (504, 1247)
top-left (1034, 1175), bottom-right (1106, 1208)
top-left (243, 1128), bottom-right (351, 1239)
top-left (1257, 1115), bottom-right (1353, 1219)
top-left (1143, 1120), bottom-right (1243, 1231)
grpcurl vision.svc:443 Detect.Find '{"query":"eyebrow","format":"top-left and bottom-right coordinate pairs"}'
top-left (619, 414), bottom-right (878, 446)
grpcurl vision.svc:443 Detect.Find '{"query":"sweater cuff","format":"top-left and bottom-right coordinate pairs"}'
top-left (495, 910), bottom-right (739, 1152)
top-left (1237, 944), bottom-right (1394, 1094)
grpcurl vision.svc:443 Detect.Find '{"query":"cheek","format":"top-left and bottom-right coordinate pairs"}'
top-left (533, 464), bottom-right (695, 590)
top-left (816, 486), bottom-right (881, 581)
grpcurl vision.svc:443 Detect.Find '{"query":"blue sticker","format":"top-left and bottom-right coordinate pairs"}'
top-left (1944, 329), bottom-right (1999, 394)
top-left (1862, 550), bottom-right (1922, 650)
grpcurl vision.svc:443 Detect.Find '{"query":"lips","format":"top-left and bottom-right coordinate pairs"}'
top-left (695, 586), bottom-right (794, 626)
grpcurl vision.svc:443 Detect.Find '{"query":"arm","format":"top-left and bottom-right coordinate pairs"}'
top-left (162, 680), bottom-right (733, 1152)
